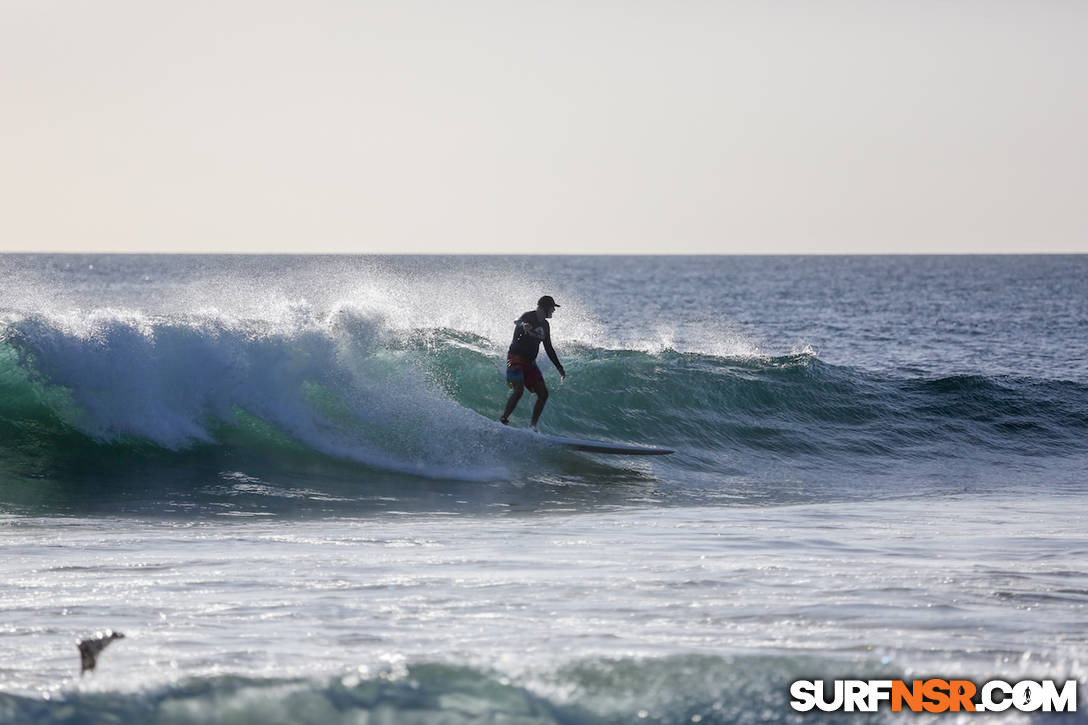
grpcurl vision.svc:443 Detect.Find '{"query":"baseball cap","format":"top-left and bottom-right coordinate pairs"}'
top-left (538, 295), bottom-right (560, 309)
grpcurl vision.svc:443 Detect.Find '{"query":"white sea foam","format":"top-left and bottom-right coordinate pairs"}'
top-left (1, 497), bottom-right (1084, 722)
top-left (0, 255), bottom-right (768, 361)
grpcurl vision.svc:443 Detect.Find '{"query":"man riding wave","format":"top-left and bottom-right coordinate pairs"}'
top-left (500, 295), bottom-right (566, 431)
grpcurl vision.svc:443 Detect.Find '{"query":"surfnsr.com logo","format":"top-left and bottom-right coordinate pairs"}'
top-left (790, 679), bottom-right (1078, 713)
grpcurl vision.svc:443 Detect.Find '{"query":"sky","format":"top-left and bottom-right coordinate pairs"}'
top-left (2, 0), bottom-right (1086, 254)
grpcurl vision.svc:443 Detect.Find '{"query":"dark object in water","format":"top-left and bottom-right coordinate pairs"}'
top-left (77, 631), bottom-right (125, 674)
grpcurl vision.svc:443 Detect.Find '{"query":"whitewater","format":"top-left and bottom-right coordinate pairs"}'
top-left (1, 254), bottom-right (1085, 724)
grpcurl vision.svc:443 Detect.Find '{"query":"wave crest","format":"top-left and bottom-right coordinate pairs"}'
top-left (2, 310), bottom-right (1086, 489)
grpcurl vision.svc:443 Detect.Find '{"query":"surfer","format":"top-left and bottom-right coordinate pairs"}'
top-left (500, 295), bottom-right (566, 431)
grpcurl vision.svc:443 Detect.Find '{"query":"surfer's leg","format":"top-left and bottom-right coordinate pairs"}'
top-left (530, 382), bottom-right (549, 427)
top-left (501, 383), bottom-right (524, 423)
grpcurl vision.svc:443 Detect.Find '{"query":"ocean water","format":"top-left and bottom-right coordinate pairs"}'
top-left (0, 254), bottom-right (1085, 724)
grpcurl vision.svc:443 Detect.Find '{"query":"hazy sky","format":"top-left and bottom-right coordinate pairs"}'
top-left (3, 0), bottom-right (1085, 254)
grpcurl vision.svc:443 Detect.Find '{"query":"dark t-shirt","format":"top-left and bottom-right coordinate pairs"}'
top-left (508, 310), bottom-right (560, 368)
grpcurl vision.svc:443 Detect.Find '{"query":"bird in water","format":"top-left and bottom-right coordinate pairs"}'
top-left (77, 631), bottom-right (125, 675)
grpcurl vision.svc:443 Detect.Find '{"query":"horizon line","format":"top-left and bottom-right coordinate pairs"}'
top-left (1, 250), bottom-right (1084, 257)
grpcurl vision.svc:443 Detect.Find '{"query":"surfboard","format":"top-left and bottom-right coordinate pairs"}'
top-left (539, 433), bottom-right (674, 456)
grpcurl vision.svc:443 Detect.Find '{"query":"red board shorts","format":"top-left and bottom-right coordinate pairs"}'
top-left (506, 354), bottom-right (544, 394)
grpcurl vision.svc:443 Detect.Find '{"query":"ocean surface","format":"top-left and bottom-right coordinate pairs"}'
top-left (0, 254), bottom-right (1085, 724)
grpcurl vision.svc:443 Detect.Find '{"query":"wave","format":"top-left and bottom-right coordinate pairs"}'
top-left (0, 309), bottom-right (522, 482)
top-left (0, 655), bottom-right (892, 725)
top-left (2, 309), bottom-right (1086, 491)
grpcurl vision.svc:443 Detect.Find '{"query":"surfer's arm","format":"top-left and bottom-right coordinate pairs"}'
top-left (543, 335), bottom-right (565, 378)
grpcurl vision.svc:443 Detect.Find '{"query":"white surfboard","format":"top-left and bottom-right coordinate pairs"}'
top-left (539, 433), bottom-right (674, 456)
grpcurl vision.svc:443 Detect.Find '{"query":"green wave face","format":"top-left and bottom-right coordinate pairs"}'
top-left (0, 654), bottom-right (893, 725)
top-left (2, 316), bottom-right (1086, 515)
